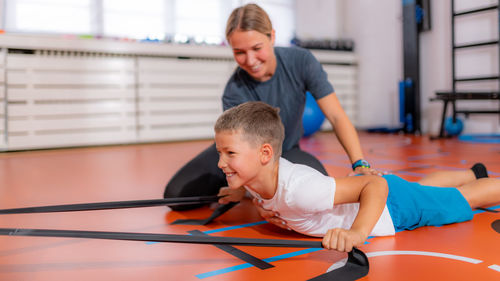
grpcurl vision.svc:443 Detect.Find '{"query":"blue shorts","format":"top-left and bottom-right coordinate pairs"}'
top-left (383, 174), bottom-right (473, 232)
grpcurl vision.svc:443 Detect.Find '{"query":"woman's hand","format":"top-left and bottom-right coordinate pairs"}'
top-left (253, 198), bottom-right (290, 230)
top-left (348, 166), bottom-right (384, 176)
top-left (322, 228), bottom-right (365, 252)
top-left (218, 186), bottom-right (246, 204)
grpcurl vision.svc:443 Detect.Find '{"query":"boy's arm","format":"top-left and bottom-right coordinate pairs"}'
top-left (322, 175), bottom-right (388, 252)
top-left (218, 187), bottom-right (290, 230)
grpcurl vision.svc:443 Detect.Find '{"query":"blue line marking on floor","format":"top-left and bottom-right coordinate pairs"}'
top-left (408, 152), bottom-right (449, 161)
top-left (433, 165), bottom-right (467, 171)
top-left (488, 171), bottom-right (500, 177)
top-left (145, 221), bottom-right (268, 245)
top-left (459, 134), bottom-right (500, 144)
top-left (204, 221), bottom-right (268, 234)
top-left (473, 204), bottom-right (500, 215)
top-left (394, 171), bottom-right (425, 177)
top-left (196, 248), bottom-right (322, 279)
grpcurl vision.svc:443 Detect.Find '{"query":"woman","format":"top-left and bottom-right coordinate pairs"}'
top-left (164, 4), bottom-right (378, 226)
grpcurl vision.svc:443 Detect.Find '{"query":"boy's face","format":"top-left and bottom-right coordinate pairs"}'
top-left (215, 130), bottom-right (262, 190)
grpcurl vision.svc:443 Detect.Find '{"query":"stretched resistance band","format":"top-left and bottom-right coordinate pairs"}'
top-left (0, 227), bottom-right (322, 247)
top-left (172, 201), bottom-right (239, 225)
top-left (493, 220), bottom-right (500, 234)
top-left (0, 195), bottom-right (221, 214)
top-left (188, 229), bottom-right (274, 270)
top-left (0, 227), bottom-right (369, 280)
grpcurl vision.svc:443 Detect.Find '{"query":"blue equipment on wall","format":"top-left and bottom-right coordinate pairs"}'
top-left (399, 79), bottom-right (414, 132)
top-left (401, 0), bottom-right (431, 134)
top-left (367, 1), bottom-right (430, 134)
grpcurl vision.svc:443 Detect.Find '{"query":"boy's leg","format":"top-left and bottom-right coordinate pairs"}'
top-left (163, 143), bottom-right (227, 210)
top-left (456, 178), bottom-right (500, 208)
top-left (282, 146), bottom-right (328, 175)
top-left (417, 163), bottom-right (488, 187)
top-left (417, 170), bottom-right (475, 187)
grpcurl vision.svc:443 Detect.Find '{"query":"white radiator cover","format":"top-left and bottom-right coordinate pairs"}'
top-left (6, 53), bottom-right (137, 150)
top-left (137, 57), bottom-right (231, 142)
top-left (0, 49), bottom-right (5, 149)
top-left (0, 34), bottom-right (357, 151)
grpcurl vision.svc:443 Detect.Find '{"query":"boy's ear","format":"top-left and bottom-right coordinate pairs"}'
top-left (260, 143), bottom-right (274, 164)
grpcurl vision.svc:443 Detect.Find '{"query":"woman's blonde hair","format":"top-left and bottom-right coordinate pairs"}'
top-left (225, 3), bottom-right (273, 41)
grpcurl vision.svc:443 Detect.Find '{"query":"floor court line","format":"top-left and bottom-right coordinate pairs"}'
top-left (196, 248), bottom-right (323, 279)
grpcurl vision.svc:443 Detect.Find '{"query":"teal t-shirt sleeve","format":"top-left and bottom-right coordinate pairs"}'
top-left (301, 49), bottom-right (335, 100)
top-left (222, 70), bottom-right (255, 111)
top-left (222, 77), bottom-right (241, 111)
top-left (220, 47), bottom-right (336, 151)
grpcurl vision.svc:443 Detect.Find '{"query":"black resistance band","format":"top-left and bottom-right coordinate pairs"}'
top-left (307, 247), bottom-right (369, 281)
top-left (492, 219), bottom-right (500, 234)
top-left (0, 196), bottom-right (221, 214)
top-left (171, 201), bottom-right (239, 225)
top-left (0, 227), bottom-right (323, 247)
top-left (188, 229), bottom-right (274, 269)
top-left (0, 227), bottom-right (369, 280)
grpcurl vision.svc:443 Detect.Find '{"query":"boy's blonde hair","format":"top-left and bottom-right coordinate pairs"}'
top-left (214, 101), bottom-right (284, 159)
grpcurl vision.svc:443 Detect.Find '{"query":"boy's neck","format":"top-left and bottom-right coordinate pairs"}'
top-left (246, 158), bottom-right (280, 200)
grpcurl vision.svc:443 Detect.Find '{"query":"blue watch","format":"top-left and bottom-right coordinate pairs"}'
top-left (352, 159), bottom-right (370, 170)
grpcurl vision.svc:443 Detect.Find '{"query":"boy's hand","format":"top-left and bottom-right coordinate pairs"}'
top-left (218, 186), bottom-right (246, 204)
top-left (253, 198), bottom-right (291, 231)
top-left (322, 228), bottom-right (365, 252)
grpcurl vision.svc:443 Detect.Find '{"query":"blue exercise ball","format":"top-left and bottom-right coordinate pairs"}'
top-left (444, 116), bottom-right (464, 136)
top-left (302, 92), bottom-right (325, 137)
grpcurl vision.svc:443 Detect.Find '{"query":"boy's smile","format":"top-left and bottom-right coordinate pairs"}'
top-left (215, 130), bottom-right (261, 190)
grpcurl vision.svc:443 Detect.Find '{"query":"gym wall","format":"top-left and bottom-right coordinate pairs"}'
top-left (0, 34), bottom-right (358, 151)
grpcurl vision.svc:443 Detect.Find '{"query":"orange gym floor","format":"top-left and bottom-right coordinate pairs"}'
top-left (0, 132), bottom-right (499, 280)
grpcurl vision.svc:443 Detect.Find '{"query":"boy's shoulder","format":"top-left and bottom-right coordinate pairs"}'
top-left (278, 157), bottom-right (315, 177)
top-left (277, 158), bottom-right (336, 212)
top-left (278, 158), bottom-right (334, 187)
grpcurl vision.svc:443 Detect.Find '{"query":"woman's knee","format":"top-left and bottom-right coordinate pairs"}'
top-left (282, 147), bottom-right (327, 175)
top-left (164, 143), bottom-right (224, 198)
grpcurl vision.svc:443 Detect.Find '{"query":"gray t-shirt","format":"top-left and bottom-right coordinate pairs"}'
top-left (222, 46), bottom-right (334, 151)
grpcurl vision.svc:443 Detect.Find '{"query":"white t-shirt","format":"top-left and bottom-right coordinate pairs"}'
top-left (246, 158), bottom-right (395, 237)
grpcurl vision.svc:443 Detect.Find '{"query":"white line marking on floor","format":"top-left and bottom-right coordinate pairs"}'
top-left (366, 250), bottom-right (483, 264)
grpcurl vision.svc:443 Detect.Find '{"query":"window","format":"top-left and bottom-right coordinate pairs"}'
top-left (103, 0), bottom-right (165, 40)
top-left (174, 0), bottom-right (225, 44)
top-left (5, 0), bottom-right (93, 34)
top-left (4, 0), bottom-right (296, 46)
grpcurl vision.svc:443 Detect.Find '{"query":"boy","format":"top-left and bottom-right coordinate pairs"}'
top-left (214, 101), bottom-right (499, 252)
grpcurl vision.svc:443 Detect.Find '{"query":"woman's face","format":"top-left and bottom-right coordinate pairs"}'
top-left (228, 29), bottom-right (276, 82)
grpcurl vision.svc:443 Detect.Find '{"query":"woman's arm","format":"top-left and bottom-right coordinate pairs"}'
top-left (316, 93), bottom-right (379, 175)
top-left (322, 175), bottom-right (388, 252)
